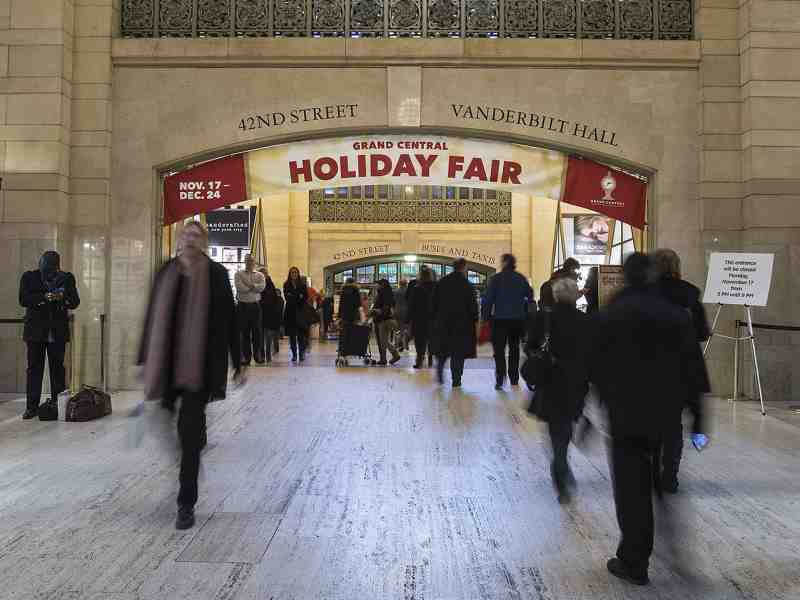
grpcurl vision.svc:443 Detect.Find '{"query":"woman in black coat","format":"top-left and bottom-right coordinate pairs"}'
top-left (408, 266), bottom-right (435, 368)
top-left (259, 272), bottom-right (282, 363)
top-left (283, 266), bottom-right (308, 362)
top-left (526, 276), bottom-right (590, 504)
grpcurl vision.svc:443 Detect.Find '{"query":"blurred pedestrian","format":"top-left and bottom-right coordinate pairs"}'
top-left (258, 269), bottom-right (282, 364)
top-left (275, 289), bottom-right (284, 353)
top-left (373, 278), bottom-right (401, 365)
top-left (652, 248), bottom-right (711, 493)
top-left (483, 253), bottom-right (534, 389)
top-left (235, 254), bottom-right (265, 365)
top-left (138, 221), bottom-right (243, 530)
top-left (408, 267), bottom-right (435, 369)
top-left (337, 277), bottom-right (361, 357)
top-left (283, 267), bottom-right (309, 362)
top-left (593, 252), bottom-right (708, 585)
top-left (583, 266), bottom-right (599, 314)
top-left (19, 250), bottom-right (80, 419)
top-left (540, 257), bottom-right (580, 309)
top-left (526, 277), bottom-right (589, 503)
top-left (432, 258), bottom-right (479, 388)
top-left (320, 288), bottom-right (334, 341)
top-left (395, 279), bottom-right (410, 351)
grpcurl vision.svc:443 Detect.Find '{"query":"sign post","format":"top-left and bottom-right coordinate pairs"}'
top-left (702, 252), bottom-right (774, 415)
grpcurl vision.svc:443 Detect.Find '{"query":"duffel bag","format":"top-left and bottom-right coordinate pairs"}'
top-left (66, 385), bottom-right (112, 422)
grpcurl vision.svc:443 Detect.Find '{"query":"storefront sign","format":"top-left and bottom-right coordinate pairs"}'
top-left (332, 244), bottom-right (392, 262)
top-left (598, 265), bottom-right (625, 307)
top-left (206, 209), bottom-right (250, 247)
top-left (246, 135), bottom-right (565, 197)
top-left (563, 157), bottom-right (647, 229)
top-left (703, 253), bottom-right (774, 306)
top-left (163, 154), bottom-right (247, 225)
top-left (450, 104), bottom-right (619, 148)
top-left (418, 242), bottom-right (497, 266)
top-left (573, 215), bottom-right (609, 256)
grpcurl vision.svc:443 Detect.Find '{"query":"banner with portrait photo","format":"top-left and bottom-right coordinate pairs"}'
top-left (573, 215), bottom-right (609, 256)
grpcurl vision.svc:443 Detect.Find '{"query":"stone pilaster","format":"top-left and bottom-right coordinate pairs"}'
top-left (738, 0), bottom-right (800, 401)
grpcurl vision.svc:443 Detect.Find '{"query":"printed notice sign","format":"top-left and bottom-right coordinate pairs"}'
top-left (702, 253), bottom-right (774, 306)
top-left (598, 265), bottom-right (625, 308)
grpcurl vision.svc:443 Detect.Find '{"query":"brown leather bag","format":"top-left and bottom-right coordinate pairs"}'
top-left (65, 385), bottom-right (112, 422)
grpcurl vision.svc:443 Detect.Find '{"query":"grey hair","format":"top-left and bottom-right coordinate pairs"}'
top-left (552, 277), bottom-right (579, 304)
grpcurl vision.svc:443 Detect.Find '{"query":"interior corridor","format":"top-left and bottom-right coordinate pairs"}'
top-left (0, 343), bottom-right (798, 600)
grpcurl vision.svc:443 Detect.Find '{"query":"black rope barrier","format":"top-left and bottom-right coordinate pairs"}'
top-left (735, 321), bottom-right (800, 332)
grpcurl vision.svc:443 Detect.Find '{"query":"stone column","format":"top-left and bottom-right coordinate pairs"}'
top-left (739, 0), bottom-right (800, 400)
top-left (696, 0), bottom-right (744, 394)
top-left (68, 0), bottom-right (116, 386)
top-left (0, 0), bottom-right (74, 391)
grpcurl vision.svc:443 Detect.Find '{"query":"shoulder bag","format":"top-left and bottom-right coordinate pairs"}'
top-left (521, 309), bottom-right (556, 388)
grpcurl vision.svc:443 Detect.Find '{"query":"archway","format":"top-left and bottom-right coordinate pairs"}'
top-left (158, 131), bottom-right (650, 294)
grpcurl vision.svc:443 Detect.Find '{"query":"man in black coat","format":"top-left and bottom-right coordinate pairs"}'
top-left (652, 248), bottom-right (711, 493)
top-left (139, 222), bottom-right (243, 530)
top-left (19, 251), bottom-right (80, 419)
top-left (432, 258), bottom-right (479, 387)
top-left (593, 252), bottom-right (708, 586)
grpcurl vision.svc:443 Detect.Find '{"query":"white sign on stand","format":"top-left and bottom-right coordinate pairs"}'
top-left (702, 252), bottom-right (775, 415)
top-left (703, 253), bottom-right (774, 306)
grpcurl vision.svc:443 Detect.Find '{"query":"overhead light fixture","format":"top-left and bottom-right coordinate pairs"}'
top-left (403, 255), bottom-right (417, 263)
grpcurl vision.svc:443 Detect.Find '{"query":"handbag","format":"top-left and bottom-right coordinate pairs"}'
top-left (65, 385), bottom-right (112, 422)
top-left (296, 302), bottom-right (320, 330)
top-left (520, 309), bottom-right (556, 388)
top-left (38, 398), bottom-right (58, 421)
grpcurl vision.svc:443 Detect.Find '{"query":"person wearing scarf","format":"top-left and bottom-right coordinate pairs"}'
top-left (138, 221), bottom-right (243, 530)
top-left (19, 250), bottom-right (80, 419)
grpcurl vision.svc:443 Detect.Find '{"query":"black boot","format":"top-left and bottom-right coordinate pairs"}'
top-left (606, 558), bottom-right (649, 586)
top-left (22, 408), bottom-right (38, 420)
top-left (176, 505), bottom-right (195, 530)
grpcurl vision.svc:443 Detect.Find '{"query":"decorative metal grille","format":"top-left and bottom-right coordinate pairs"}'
top-left (309, 186), bottom-right (512, 223)
top-left (121, 0), bottom-right (693, 39)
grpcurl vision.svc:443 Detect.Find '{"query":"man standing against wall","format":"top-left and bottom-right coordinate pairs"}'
top-left (19, 251), bottom-right (80, 419)
top-left (235, 254), bottom-right (266, 365)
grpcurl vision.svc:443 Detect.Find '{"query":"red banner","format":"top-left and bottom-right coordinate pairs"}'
top-left (562, 157), bottom-right (647, 229)
top-left (163, 154), bottom-right (247, 225)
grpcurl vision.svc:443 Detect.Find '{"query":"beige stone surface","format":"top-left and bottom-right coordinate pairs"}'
top-left (748, 48), bottom-right (800, 81)
top-left (6, 93), bottom-right (62, 125)
top-left (4, 140), bottom-right (65, 172)
top-left (71, 98), bottom-right (109, 131)
top-left (3, 189), bottom-right (69, 223)
top-left (74, 4), bottom-right (112, 37)
top-left (71, 145), bottom-right (110, 178)
top-left (387, 66), bottom-right (421, 128)
top-left (73, 51), bottom-right (111, 83)
top-left (8, 44), bottom-right (63, 77)
top-left (702, 149), bottom-right (741, 181)
top-left (702, 101), bottom-right (740, 133)
top-left (745, 96), bottom-right (800, 130)
top-left (748, 0), bottom-right (800, 32)
top-left (696, 8), bottom-right (740, 39)
top-left (700, 54), bottom-right (740, 86)
top-left (9, 0), bottom-right (65, 30)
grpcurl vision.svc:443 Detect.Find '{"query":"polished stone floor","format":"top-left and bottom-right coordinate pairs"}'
top-left (1, 342), bottom-right (799, 600)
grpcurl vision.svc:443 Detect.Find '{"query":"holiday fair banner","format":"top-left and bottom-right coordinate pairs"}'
top-left (562, 156), bottom-right (647, 229)
top-left (246, 136), bottom-right (565, 199)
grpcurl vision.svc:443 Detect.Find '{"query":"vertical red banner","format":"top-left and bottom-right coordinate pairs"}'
top-left (163, 154), bottom-right (247, 225)
top-left (562, 157), bottom-right (647, 229)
